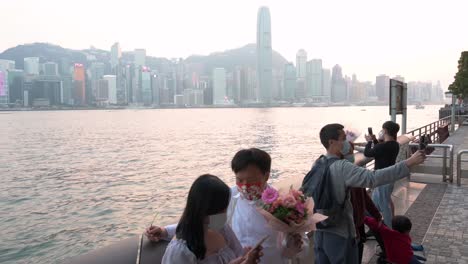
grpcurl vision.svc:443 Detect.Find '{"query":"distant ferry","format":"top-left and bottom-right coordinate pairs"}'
top-left (415, 103), bottom-right (425, 109)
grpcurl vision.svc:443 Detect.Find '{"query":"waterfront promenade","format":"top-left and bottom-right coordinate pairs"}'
top-left (363, 126), bottom-right (468, 263)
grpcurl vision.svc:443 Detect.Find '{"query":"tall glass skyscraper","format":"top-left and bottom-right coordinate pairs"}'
top-left (256, 6), bottom-right (272, 104)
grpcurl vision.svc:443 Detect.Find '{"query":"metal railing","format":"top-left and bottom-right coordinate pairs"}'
top-left (407, 116), bottom-right (451, 144)
top-left (456, 150), bottom-right (468, 186)
top-left (408, 143), bottom-right (454, 182)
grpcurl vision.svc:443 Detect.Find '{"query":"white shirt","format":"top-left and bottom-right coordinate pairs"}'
top-left (166, 186), bottom-right (309, 264)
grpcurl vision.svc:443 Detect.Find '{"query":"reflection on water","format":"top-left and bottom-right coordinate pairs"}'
top-left (0, 105), bottom-right (441, 263)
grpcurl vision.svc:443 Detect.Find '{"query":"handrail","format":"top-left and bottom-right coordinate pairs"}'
top-left (408, 143), bottom-right (454, 182)
top-left (406, 116), bottom-right (451, 144)
top-left (456, 150), bottom-right (468, 186)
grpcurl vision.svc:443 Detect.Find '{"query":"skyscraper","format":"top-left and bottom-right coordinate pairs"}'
top-left (283, 63), bottom-right (296, 101)
top-left (24, 57), bottom-right (40, 75)
top-left (134, 49), bottom-right (146, 67)
top-left (73, 63), bottom-right (86, 105)
top-left (376, 74), bottom-right (390, 101)
top-left (322, 68), bottom-right (331, 99)
top-left (306, 59), bottom-right (323, 97)
top-left (141, 67), bottom-right (152, 105)
top-left (0, 60), bottom-right (15, 71)
top-left (0, 61), bottom-right (14, 105)
top-left (296, 49), bottom-right (307, 79)
top-left (256, 6), bottom-right (273, 104)
top-left (111, 42), bottom-right (122, 70)
top-left (0, 70), bottom-right (7, 105)
top-left (104, 75), bottom-right (117, 104)
top-left (331, 65), bottom-right (347, 103)
top-left (43, 62), bottom-right (58, 76)
top-left (213, 68), bottom-right (226, 105)
top-left (7, 69), bottom-right (24, 105)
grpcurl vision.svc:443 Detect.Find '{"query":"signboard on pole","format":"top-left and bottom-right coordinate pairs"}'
top-left (389, 79), bottom-right (406, 115)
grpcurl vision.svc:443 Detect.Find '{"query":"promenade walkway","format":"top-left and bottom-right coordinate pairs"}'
top-left (364, 126), bottom-right (468, 263)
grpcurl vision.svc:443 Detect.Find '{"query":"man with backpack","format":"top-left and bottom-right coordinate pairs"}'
top-left (301, 123), bottom-right (426, 263)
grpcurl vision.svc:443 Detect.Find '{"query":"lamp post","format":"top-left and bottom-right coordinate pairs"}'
top-left (445, 91), bottom-right (456, 132)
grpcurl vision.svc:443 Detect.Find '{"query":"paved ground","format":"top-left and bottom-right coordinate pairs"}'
top-left (423, 185), bottom-right (468, 263)
top-left (366, 126), bottom-right (468, 263)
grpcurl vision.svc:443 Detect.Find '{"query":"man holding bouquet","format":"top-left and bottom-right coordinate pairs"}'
top-left (146, 148), bottom-right (308, 264)
top-left (304, 123), bottom-right (426, 264)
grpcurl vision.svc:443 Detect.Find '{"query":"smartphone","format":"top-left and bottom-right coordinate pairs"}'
top-left (368, 127), bottom-right (373, 135)
top-left (249, 235), bottom-right (269, 253)
top-left (419, 135), bottom-right (427, 150)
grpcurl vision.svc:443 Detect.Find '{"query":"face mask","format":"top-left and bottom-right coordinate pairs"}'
top-left (340, 140), bottom-right (351, 155)
top-left (378, 131), bottom-right (385, 141)
top-left (237, 182), bottom-right (264, 201)
top-left (208, 212), bottom-right (227, 231)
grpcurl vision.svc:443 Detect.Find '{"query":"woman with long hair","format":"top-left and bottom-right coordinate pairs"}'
top-left (162, 174), bottom-right (262, 264)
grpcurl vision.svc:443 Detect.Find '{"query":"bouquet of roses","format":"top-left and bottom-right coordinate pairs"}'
top-left (345, 128), bottom-right (361, 143)
top-left (257, 186), bottom-right (327, 247)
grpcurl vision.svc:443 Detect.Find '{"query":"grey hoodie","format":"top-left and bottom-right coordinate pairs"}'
top-left (320, 154), bottom-right (410, 238)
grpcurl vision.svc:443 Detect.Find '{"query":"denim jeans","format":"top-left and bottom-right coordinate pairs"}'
top-left (372, 183), bottom-right (395, 227)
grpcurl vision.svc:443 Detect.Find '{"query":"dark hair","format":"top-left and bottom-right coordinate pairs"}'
top-left (231, 148), bottom-right (271, 174)
top-left (176, 174), bottom-right (231, 260)
top-left (383, 121), bottom-right (400, 139)
top-left (319, 123), bottom-right (344, 149)
top-left (392, 215), bottom-right (412, 233)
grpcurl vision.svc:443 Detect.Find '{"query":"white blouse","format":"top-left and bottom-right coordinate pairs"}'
top-left (165, 186), bottom-right (309, 264)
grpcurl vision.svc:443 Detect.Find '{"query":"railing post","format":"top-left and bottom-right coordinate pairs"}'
top-left (443, 147), bottom-right (447, 182)
top-left (450, 146), bottom-right (454, 183)
top-left (457, 151), bottom-right (462, 186)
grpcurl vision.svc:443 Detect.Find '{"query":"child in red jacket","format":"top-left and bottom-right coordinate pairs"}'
top-left (364, 215), bottom-right (423, 264)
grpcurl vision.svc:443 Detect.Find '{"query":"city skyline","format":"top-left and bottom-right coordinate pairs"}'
top-left (1, 0), bottom-right (467, 89)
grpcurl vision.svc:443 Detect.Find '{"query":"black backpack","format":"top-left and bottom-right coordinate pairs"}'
top-left (301, 155), bottom-right (348, 229)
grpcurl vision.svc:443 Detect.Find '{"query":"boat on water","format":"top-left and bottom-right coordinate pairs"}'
top-left (415, 103), bottom-right (425, 109)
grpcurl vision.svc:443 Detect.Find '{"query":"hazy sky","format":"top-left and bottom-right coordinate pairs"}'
top-left (2, 0), bottom-right (467, 88)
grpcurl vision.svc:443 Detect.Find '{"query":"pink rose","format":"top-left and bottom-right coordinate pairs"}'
top-left (262, 187), bottom-right (279, 204)
top-left (283, 194), bottom-right (297, 208)
top-left (295, 202), bottom-right (306, 215)
top-left (290, 189), bottom-right (303, 200)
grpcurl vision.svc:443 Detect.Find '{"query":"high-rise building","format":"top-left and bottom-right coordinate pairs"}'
top-left (213, 68), bottom-right (227, 105)
top-left (103, 75), bottom-right (117, 104)
top-left (0, 60), bottom-right (14, 105)
top-left (141, 67), bottom-right (152, 105)
top-left (0, 60), bottom-right (15, 71)
top-left (306, 59), bottom-right (323, 97)
top-left (296, 50), bottom-right (307, 79)
top-left (24, 57), bottom-right (40, 75)
top-left (8, 70), bottom-right (24, 105)
top-left (331, 65), bottom-right (347, 103)
top-left (111, 42), bottom-right (122, 70)
top-left (96, 79), bottom-right (109, 102)
top-left (73, 63), bottom-right (86, 105)
top-left (393, 75), bottom-right (405, 82)
top-left (61, 75), bottom-right (73, 105)
top-left (0, 70), bottom-right (7, 105)
top-left (43, 62), bottom-right (58, 76)
top-left (31, 76), bottom-right (62, 106)
top-left (322, 68), bottom-right (331, 98)
top-left (134, 49), bottom-right (146, 67)
top-left (150, 73), bottom-right (161, 106)
top-left (256, 6), bottom-right (273, 104)
top-left (283, 63), bottom-right (296, 101)
top-left (376, 74), bottom-right (390, 101)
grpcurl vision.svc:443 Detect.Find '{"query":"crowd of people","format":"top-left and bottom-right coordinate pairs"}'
top-left (145, 122), bottom-right (427, 264)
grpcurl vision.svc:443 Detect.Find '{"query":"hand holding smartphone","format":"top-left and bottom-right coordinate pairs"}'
top-left (249, 235), bottom-right (269, 253)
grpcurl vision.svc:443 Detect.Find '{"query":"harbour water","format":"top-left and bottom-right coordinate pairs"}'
top-left (0, 105), bottom-right (441, 263)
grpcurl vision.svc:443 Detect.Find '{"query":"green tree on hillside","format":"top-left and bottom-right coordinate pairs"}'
top-left (449, 51), bottom-right (468, 98)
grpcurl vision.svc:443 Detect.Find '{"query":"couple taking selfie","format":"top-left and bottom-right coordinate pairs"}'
top-left (145, 123), bottom-right (426, 264)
